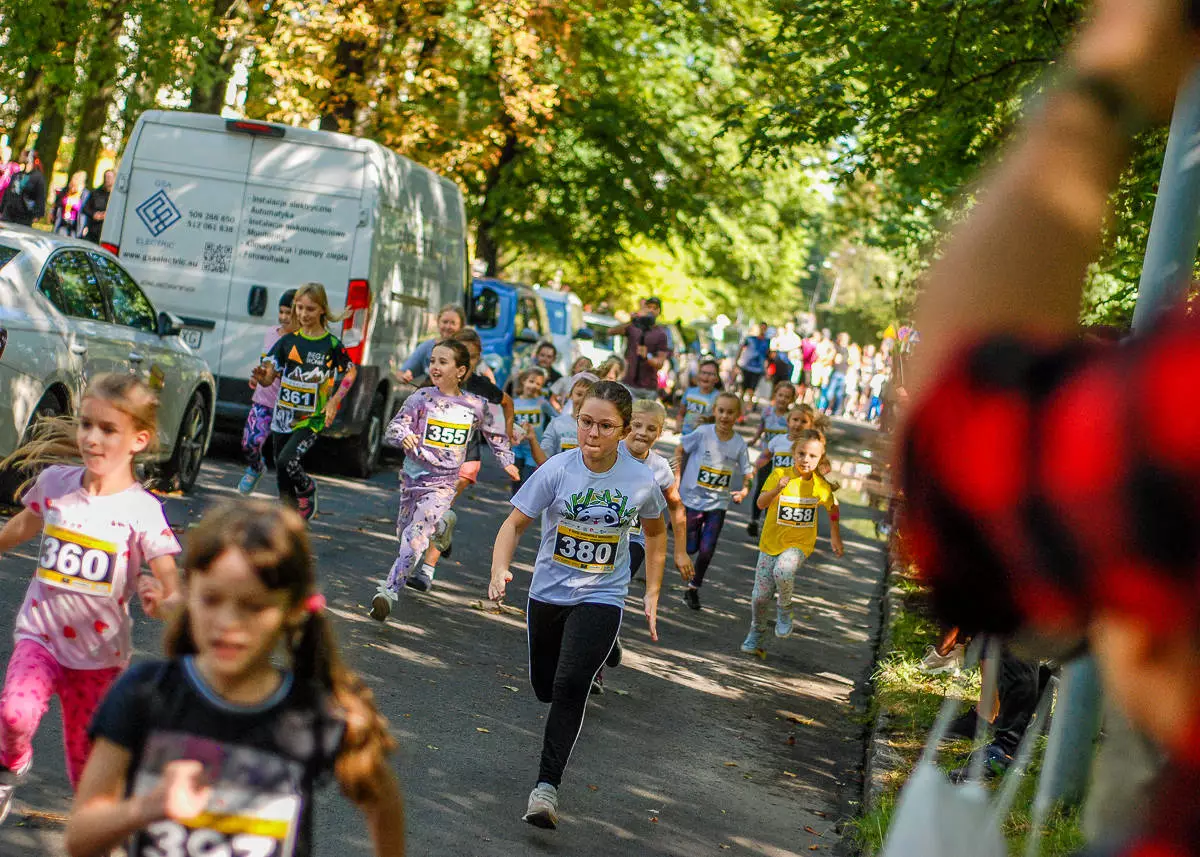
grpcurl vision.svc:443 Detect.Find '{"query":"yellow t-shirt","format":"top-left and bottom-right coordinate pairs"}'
top-left (757, 468), bottom-right (837, 557)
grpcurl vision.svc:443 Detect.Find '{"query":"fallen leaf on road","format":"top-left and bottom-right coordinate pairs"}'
top-left (813, 811), bottom-right (827, 818)
top-left (804, 826), bottom-right (822, 836)
top-left (467, 600), bottom-right (526, 617)
top-left (719, 846), bottom-right (730, 850)
top-left (743, 773), bottom-right (752, 780)
top-left (787, 714), bottom-right (816, 726)
top-left (723, 762), bottom-right (739, 767)
top-left (310, 533), bottom-right (333, 540)
top-left (503, 685), bottom-right (520, 693)
top-left (476, 728), bottom-right (490, 733)
top-left (783, 771), bottom-right (797, 778)
top-left (650, 817), bottom-right (659, 824)
top-left (787, 735), bottom-right (796, 746)
top-left (587, 785), bottom-right (598, 791)
top-left (809, 847), bottom-right (819, 851)
top-left (610, 687), bottom-right (629, 696)
top-left (426, 745), bottom-right (439, 750)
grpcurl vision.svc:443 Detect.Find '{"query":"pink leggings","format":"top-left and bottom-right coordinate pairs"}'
top-left (0, 640), bottom-right (121, 786)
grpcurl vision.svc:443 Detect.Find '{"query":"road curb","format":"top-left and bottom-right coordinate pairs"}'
top-left (862, 575), bottom-right (903, 813)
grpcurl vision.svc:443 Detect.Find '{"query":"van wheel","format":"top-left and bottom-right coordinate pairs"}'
top-left (156, 392), bottom-right (210, 493)
top-left (349, 392), bottom-right (385, 478)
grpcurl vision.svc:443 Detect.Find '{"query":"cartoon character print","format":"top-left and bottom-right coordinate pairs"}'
top-left (552, 488), bottom-right (637, 575)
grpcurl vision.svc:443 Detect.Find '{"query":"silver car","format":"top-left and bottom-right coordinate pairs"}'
top-left (0, 226), bottom-right (215, 491)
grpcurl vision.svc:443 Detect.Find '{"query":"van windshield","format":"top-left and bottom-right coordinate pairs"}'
top-left (0, 245), bottom-right (19, 269)
top-left (544, 301), bottom-right (567, 336)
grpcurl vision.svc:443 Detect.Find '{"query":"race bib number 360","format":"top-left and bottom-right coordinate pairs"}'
top-left (37, 525), bottom-right (118, 596)
top-left (696, 465), bottom-right (733, 492)
top-left (553, 522), bottom-right (620, 574)
top-left (424, 419), bottom-right (470, 448)
top-left (777, 498), bottom-right (817, 527)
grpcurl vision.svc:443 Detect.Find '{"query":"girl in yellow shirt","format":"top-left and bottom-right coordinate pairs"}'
top-left (741, 430), bottom-right (844, 653)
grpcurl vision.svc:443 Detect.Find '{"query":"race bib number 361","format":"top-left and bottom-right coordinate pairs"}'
top-left (279, 378), bottom-right (317, 415)
top-left (553, 522), bottom-right (620, 574)
top-left (424, 419), bottom-right (470, 448)
top-left (37, 525), bottom-right (118, 596)
top-left (696, 465), bottom-right (733, 492)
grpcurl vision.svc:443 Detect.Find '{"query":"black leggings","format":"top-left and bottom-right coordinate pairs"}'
top-left (527, 599), bottom-right (623, 788)
top-left (748, 464), bottom-right (771, 523)
top-left (273, 428), bottom-right (317, 506)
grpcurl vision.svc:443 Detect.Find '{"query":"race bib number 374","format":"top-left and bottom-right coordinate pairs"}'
top-left (696, 465), bottom-right (733, 492)
top-left (37, 525), bottom-right (118, 596)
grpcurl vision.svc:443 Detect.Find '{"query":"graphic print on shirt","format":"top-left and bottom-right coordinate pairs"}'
top-left (552, 488), bottom-right (637, 575)
top-left (36, 524), bottom-right (118, 596)
top-left (267, 333), bottom-right (351, 435)
top-left (129, 731), bottom-right (304, 857)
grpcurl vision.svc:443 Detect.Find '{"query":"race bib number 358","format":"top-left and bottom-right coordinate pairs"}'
top-left (696, 465), bottom-right (733, 492)
top-left (553, 522), bottom-right (620, 574)
top-left (777, 498), bottom-right (817, 527)
top-left (37, 525), bottom-right (118, 596)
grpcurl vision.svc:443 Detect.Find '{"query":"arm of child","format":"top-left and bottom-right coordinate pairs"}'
top-left (675, 400), bottom-right (687, 435)
top-left (383, 393), bottom-right (421, 453)
top-left (641, 515), bottom-right (668, 641)
top-left (480, 400), bottom-right (519, 480)
top-left (757, 470), bottom-right (787, 510)
top-left (361, 766), bottom-right (406, 857)
top-left (663, 484), bottom-right (693, 581)
top-left (0, 508), bottom-right (42, 552)
top-left (489, 509), bottom-right (535, 601)
top-left (827, 499), bottom-right (844, 556)
top-left (139, 555), bottom-right (182, 620)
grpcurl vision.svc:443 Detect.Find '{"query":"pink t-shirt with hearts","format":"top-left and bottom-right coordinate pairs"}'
top-left (17, 466), bottom-right (181, 670)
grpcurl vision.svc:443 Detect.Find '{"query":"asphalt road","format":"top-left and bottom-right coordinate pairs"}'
top-left (0, 418), bottom-right (887, 857)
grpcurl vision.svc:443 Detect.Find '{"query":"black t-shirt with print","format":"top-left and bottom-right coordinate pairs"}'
top-left (463, 372), bottom-right (505, 464)
top-left (90, 658), bottom-right (344, 857)
top-left (266, 331), bottom-right (353, 434)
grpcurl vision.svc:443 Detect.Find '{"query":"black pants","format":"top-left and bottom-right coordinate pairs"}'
top-left (748, 464), bottom-right (771, 523)
top-left (527, 599), bottom-right (622, 788)
top-left (993, 644), bottom-right (1041, 756)
top-left (273, 428), bottom-right (317, 506)
top-left (628, 542), bottom-right (646, 578)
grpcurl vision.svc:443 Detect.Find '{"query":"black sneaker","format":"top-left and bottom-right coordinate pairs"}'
top-left (949, 744), bottom-right (1012, 783)
top-left (746, 520), bottom-right (760, 537)
top-left (945, 708), bottom-right (989, 742)
top-left (683, 587), bottom-right (701, 610)
top-left (606, 638), bottom-right (623, 668)
top-left (405, 566), bottom-right (434, 593)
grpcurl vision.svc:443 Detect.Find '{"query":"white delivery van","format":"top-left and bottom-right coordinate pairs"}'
top-left (101, 111), bottom-right (469, 476)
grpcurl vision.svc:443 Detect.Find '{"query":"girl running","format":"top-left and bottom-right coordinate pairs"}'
top-left (511, 368), bottom-right (557, 494)
top-left (489, 381), bottom-right (667, 829)
top-left (746, 381), bottom-right (797, 538)
top-left (675, 358), bottom-right (721, 436)
top-left (253, 283), bottom-right (357, 521)
top-left (0, 374), bottom-right (181, 822)
top-left (550, 357), bottom-right (593, 411)
top-left (399, 303), bottom-right (465, 383)
top-left (238, 288), bottom-right (296, 495)
top-left (594, 399), bottom-right (692, 693)
top-left (748, 402), bottom-right (812, 534)
top-left (527, 372), bottom-right (599, 464)
top-left (742, 430), bottom-right (843, 654)
top-left (66, 499), bottom-right (405, 857)
top-left (371, 339), bottom-right (517, 620)
top-left (675, 392), bottom-right (752, 610)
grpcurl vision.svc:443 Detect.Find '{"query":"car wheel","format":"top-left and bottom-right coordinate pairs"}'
top-left (1, 391), bottom-right (66, 503)
top-left (348, 391), bottom-right (385, 478)
top-left (158, 391), bottom-right (209, 493)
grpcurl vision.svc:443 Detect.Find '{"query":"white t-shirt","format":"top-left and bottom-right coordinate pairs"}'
top-left (512, 447), bottom-right (666, 607)
top-left (767, 433), bottom-right (796, 472)
top-left (678, 424), bottom-right (751, 512)
top-left (540, 411), bottom-right (579, 457)
top-left (679, 387), bottom-right (718, 434)
top-left (622, 444), bottom-right (674, 546)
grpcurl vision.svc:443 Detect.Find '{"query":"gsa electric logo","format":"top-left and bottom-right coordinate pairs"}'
top-left (135, 189), bottom-right (182, 236)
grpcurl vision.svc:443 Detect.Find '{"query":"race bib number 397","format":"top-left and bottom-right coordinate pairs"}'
top-left (553, 522), bottom-right (620, 574)
top-left (37, 525), bottom-right (118, 596)
top-left (696, 465), bottom-right (733, 492)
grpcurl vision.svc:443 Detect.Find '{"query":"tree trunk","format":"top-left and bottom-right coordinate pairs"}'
top-left (68, 2), bottom-right (125, 181)
top-left (35, 85), bottom-right (69, 182)
top-left (474, 127), bottom-right (520, 276)
top-left (189, 0), bottom-right (248, 114)
top-left (319, 38), bottom-right (367, 132)
top-left (8, 79), bottom-right (43, 156)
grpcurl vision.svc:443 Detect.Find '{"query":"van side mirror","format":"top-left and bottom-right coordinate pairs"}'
top-left (157, 311), bottom-right (184, 337)
top-left (471, 288), bottom-right (500, 328)
top-left (516, 328), bottom-right (540, 345)
top-left (573, 326), bottom-right (594, 341)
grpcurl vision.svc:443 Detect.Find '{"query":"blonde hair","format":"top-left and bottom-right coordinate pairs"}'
top-left (632, 398), bottom-right (666, 423)
top-left (68, 171), bottom-right (87, 194)
top-left (1, 374), bottom-right (160, 485)
top-left (597, 355), bottom-right (626, 380)
top-left (294, 282), bottom-right (348, 326)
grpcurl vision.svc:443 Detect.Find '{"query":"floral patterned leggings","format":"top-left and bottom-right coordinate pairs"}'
top-left (241, 403), bottom-right (274, 473)
top-left (749, 548), bottom-right (808, 632)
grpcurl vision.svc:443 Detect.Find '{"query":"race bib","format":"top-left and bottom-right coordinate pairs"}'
top-left (514, 408), bottom-right (542, 426)
top-left (561, 439), bottom-right (579, 451)
top-left (278, 377), bottom-right (317, 416)
top-left (37, 525), bottom-right (118, 596)
top-left (553, 521), bottom-right (620, 574)
top-left (772, 454), bottom-right (794, 470)
top-left (696, 464), bottom-right (733, 492)
top-left (423, 419), bottom-right (471, 449)
top-left (765, 426), bottom-right (788, 439)
top-left (137, 811), bottom-right (295, 857)
top-left (777, 496), bottom-right (818, 527)
top-left (684, 396), bottom-right (711, 414)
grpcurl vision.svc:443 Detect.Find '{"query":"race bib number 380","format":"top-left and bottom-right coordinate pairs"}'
top-left (696, 465), bottom-right (733, 492)
top-left (553, 522), bottom-right (620, 574)
top-left (37, 525), bottom-right (118, 596)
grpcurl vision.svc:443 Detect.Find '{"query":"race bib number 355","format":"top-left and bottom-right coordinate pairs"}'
top-left (777, 498), bottom-right (817, 527)
top-left (553, 522), bottom-right (620, 574)
top-left (696, 465), bottom-right (733, 492)
top-left (424, 419), bottom-right (470, 448)
top-left (37, 525), bottom-right (118, 596)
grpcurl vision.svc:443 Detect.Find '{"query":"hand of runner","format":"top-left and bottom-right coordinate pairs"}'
top-left (489, 568), bottom-right (513, 601)
top-left (777, 475), bottom-right (791, 491)
top-left (140, 760), bottom-right (211, 824)
top-left (401, 433), bottom-right (419, 451)
top-left (674, 550), bottom-right (695, 582)
top-left (644, 592), bottom-right (660, 642)
top-left (399, 369), bottom-right (414, 383)
top-left (252, 363), bottom-right (276, 386)
top-left (731, 488), bottom-right (748, 503)
top-left (504, 463), bottom-right (521, 480)
top-left (137, 573), bottom-right (164, 618)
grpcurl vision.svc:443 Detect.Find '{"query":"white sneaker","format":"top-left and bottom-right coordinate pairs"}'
top-left (523, 782), bottom-right (559, 829)
top-left (370, 583), bottom-right (396, 622)
top-left (918, 644), bottom-right (965, 676)
top-left (0, 760), bottom-right (30, 827)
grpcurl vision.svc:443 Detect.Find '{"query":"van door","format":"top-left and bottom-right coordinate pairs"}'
top-left (115, 122), bottom-right (253, 378)
top-left (220, 138), bottom-right (363, 404)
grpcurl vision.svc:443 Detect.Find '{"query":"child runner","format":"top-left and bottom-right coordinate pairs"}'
top-left (527, 373), bottom-right (599, 464)
top-left (746, 380), bottom-right (798, 537)
top-left (238, 288), bottom-right (296, 495)
top-left (594, 398), bottom-right (693, 693)
top-left (742, 430), bottom-right (843, 654)
top-left (371, 339), bottom-right (517, 620)
top-left (398, 302), bottom-right (465, 383)
top-left (66, 499), bottom-right (405, 857)
top-left (675, 358), bottom-right (721, 436)
top-left (253, 283), bottom-right (357, 521)
top-left (489, 381), bottom-right (667, 829)
top-left (550, 357), bottom-right (593, 412)
top-left (0, 374), bottom-right (182, 821)
top-left (748, 402), bottom-right (813, 534)
top-left (675, 392), bottom-right (752, 610)
top-left (511, 368), bottom-right (557, 495)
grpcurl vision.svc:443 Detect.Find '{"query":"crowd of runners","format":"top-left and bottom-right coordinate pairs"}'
top-left (0, 290), bottom-right (857, 855)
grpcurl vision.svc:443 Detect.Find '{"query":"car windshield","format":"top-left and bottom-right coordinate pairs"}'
top-left (0, 244), bottom-right (19, 269)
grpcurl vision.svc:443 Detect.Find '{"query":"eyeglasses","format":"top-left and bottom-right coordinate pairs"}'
top-left (577, 416), bottom-right (623, 436)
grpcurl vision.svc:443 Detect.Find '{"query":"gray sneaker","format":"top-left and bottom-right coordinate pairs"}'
top-left (0, 761), bottom-right (30, 827)
top-left (370, 583), bottom-right (396, 622)
top-left (432, 509), bottom-right (457, 553)
top-left (523, 782), bottom-right (559, 829)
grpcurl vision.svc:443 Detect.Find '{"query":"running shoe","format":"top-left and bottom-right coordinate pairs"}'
top-left (949, 744), bottom-right (1012, 783)
top-left (746, 520), bottom-right (760, 538)
top-left (683, 587), bottom-right (701, 610)
top-left (605, 637), bottom-right (623, 668)
top-left (523, 783), bottom-right (560, 829)
top-left (370, 583), bottom-right (396, 622)
top-left (775, 608), bottom-right (794, 638)
top-left (944, 708), bottom-right (991, 742)
top-left (740, 629), bottom-right (764, 653)
top-left (296, 485), bottom-right (319, 522)
top-left (432, 509), bottom-right (457, 553)
top-left (406, 565), bottom-right (434, 593)
top-left (590, 671), bottom-right (605, 695)
top-left (918, 644), bottom-right (965, 676)
top-left (0, 760), bottom-right (30, 827)
top-left (237, 467), bottom-right (263, 495)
